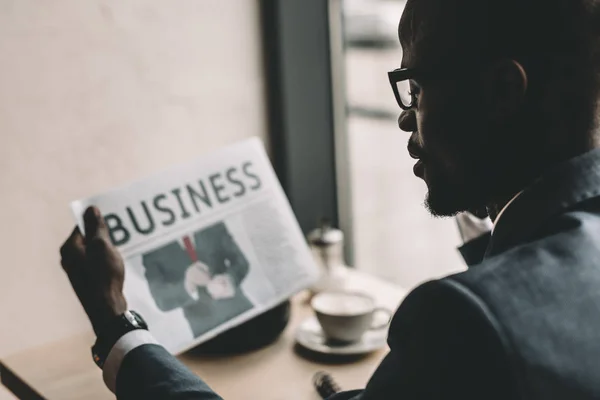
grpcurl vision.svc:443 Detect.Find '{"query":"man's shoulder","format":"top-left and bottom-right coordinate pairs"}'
top-left (386, 228), bottom-right (600, 395)
top-left (439, 214), bottom-right (600, 396)
top-left (452, 212), bottom-right (600, 304)
top-left (396, 241), bottom-right (551, 325)
top-left (389, 277), bottom-right (504, 348)
top-left (391, 218), bottom-right (600, 353)
top-left (385, 275), bottom-right (516, 394)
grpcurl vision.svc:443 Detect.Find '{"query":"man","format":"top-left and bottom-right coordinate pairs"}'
top-left (59, 0), bottom-right (600, 398)
top-left (142, 223), bottom-right (253, 338)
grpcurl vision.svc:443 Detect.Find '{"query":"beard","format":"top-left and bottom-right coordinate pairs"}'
top-left (422, 152), bottom-right (527, 218)
top-left (421, 159), bottom-right (494, 217)
top-left (424, 181), bottom-right (472, 217)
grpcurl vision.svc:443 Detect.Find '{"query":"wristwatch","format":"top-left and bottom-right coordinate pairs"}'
top-left (92, 310), bottom-right (148, 369)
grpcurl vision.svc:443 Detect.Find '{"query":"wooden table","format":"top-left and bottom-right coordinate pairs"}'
top-left (0, 386), bottom-right (16, 400)
top-left (1, 271), bottom-right (406, 400)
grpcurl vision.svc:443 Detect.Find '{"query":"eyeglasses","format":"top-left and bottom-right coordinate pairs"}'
top-left (388, 61), bottom-right (492, 110)
top-left (387, 68), bottom-right (423, 110)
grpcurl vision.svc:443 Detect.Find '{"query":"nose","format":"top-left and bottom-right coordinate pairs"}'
top-left (398, 109), bottom-right (416, 133)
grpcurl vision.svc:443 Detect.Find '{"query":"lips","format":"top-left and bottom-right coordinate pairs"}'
top-left (413, 159), bottom-right (425, 178)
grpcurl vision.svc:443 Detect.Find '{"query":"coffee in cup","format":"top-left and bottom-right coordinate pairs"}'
top-left (311, 291), bottom-right (392, 343)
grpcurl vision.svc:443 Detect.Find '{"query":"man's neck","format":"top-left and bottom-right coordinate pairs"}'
top-left (484, 125), bottom-right (600, 222)
top-left (487, 190), bottom-right (524, 223)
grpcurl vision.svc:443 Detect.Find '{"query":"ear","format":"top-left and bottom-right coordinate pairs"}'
top-left (483, 59), bottom-right (528, 121)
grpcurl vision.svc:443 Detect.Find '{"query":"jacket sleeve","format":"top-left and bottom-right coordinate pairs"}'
top-left (329, 278), bottom-right (518, 400)
top-left (116, 344), bottom-right (223, 400)
top-left (219, 230), bottom-right (249, 286)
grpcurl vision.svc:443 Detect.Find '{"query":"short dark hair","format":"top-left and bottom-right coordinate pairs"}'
top-left (487, 1), bottom-right (600, 100)
top-left (403, 0), bottom-right (600, 134)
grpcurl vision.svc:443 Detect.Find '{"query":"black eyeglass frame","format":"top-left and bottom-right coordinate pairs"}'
top-left (387, 67), bottom-right (425, 111)
top-left (388, 57), bottom-right (504, 110)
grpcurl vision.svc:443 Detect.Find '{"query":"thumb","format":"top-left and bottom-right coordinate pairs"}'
top-left (83, 206), bottom-right (111, 243)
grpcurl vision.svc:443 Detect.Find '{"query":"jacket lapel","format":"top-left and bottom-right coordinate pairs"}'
top-left (459, 231), bottom-right (491, 266)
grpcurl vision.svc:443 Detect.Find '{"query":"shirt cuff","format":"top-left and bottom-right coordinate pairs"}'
top-left (455, 212), bottom-right (493, 243)
top-left (102, 329), bottom-right (159, 393)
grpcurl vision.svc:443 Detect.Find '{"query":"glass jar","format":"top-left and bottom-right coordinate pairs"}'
top-left (307, 222), bottom-right (349, 294)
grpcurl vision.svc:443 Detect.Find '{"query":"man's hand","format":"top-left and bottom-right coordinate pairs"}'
top-left (207, 274), bottom-right (236, 300)
top-left (184, 261), bottom-right (212, 300)
top-left (60, 206), bottom-right (127, 335)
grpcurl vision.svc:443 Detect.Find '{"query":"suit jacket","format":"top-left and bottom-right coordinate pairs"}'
top-left (116, 149), bottom-right (600, 399)
top-left (142, 222), bottom-right (252, 338)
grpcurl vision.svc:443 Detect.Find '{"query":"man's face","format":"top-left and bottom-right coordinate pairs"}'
top-left (397, 2), bottom-right (501, 217)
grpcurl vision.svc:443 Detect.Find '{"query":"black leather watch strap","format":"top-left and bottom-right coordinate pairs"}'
top-left (92, 310), bottom-right (148, 369)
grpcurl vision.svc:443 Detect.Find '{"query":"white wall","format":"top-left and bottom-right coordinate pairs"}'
top-left (0, 0), bottom-right (267, 356)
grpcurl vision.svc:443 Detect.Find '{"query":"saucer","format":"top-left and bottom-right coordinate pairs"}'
top-left (295, 316), bottom-right (388, 355)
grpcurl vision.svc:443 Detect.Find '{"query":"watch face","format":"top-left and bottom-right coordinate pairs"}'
top-left (126, 310), bottom-right (148, 329)
top-left (125, 311), bottom-right (140, 327)
top-left (92, 310), bottom-right (148, 369)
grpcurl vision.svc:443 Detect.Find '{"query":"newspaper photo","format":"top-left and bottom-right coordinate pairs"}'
top-left (70, 137), bottom-right (320, 354)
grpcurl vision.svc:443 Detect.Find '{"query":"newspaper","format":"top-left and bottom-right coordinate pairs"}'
top-left (71, 137), bottom-right (320, 354)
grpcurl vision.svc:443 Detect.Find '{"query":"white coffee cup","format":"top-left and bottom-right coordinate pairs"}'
top-left (311, 291), bottom-right (392, 343)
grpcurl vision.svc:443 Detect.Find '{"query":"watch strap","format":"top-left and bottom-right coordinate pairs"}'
top-left (92, 310), bottom-right (148, 369)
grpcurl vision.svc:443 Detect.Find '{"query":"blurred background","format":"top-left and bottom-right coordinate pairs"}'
top-left (341, 0), bottom-right (464, 285)
top-left (0, 0), bottom-right (464, 368)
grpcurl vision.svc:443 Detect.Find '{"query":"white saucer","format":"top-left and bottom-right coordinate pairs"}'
top-left (295, 316), bottom-right (388, 355)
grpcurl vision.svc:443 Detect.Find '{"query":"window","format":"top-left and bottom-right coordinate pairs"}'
top-left (337, 0), bottom-right (465, 288)
top-left (261, 0), bottom-right (465, 290)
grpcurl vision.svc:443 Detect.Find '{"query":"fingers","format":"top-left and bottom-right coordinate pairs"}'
top-left (83, 206), bottom-right (110, 243)
top-left (60, 227), bottom-right (85, 271)
top-left (83, 206), bottom-right (126, 289)
top-left (83, 206), bottom-right (113, 265)
top-left (197, 261), bottom-right (210, 273)
top-left (60, 226), bottom-right (94, 316)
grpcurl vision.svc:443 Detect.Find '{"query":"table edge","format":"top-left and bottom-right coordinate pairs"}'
top-left (1, 361), bottom-right (46, 400)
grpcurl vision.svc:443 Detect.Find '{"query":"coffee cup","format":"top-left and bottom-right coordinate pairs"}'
top-left (311, 291), bottom-right (392, 343)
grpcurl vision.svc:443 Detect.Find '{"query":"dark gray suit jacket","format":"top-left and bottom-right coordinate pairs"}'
top-left (115, 149), bottom-right (600, 399)
top-left (142, 222), bottom-right (252, 338)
